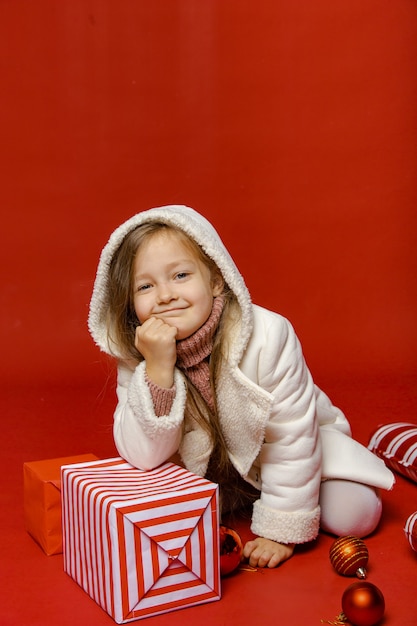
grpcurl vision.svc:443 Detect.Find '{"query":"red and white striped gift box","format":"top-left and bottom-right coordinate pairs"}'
top-left (61, 457), bottom-right (220, 623)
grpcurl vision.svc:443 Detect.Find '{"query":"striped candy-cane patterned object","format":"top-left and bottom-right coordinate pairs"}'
top-left (61, 458), bottom-right (220, 623)
top-left (368, 422), bottom-right (417, 484)
top-left (404, 510), bottom-right (417, 552)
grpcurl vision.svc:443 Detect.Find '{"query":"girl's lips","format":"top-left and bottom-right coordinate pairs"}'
top-left (156, 308), bottom-right (186, 315)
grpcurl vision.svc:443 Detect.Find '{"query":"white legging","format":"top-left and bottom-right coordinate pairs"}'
top-left (319, 479), bottom-right (382, 537)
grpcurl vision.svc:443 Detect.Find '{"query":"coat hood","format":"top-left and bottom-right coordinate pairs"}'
top-left (88, 205), bottom-right (253, 359)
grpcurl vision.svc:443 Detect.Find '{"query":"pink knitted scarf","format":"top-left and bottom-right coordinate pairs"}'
top-left (175, 295), bottom-right (225, 410)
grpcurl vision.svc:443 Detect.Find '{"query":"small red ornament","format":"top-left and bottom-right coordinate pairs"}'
top-left (404, 511), bottom-right (417, 551)
top-left (219, 525), bottom-right (243, 576)
top-left (329, 536), bottom-right (369, 578)
top-left (341, 581), bottom-right (385, 626)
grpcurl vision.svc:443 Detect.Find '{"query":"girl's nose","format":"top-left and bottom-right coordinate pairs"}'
top-left (156, 284), bottom-right (176, 303)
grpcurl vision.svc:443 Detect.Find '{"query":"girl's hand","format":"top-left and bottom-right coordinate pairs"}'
top-left (135, 317), bottom-right (178, 388)
top-left (242, 537), bottom-right (294, 568)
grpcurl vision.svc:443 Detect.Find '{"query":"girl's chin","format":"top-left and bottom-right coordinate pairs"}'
top-left (176, 327), bottom-right (202, 341)
top-left (176, 330), bottom-right (192, 341)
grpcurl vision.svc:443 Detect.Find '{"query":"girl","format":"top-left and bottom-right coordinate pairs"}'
top-left (88, 205), bottom-right (394, 569)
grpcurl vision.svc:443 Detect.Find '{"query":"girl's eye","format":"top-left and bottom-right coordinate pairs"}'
top-left (175, 272), bottom-right (189, 280)
top-left (137, 283), bottom-right (152, 292)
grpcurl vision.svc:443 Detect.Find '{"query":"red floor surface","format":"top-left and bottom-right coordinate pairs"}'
top-left (1, 372), bottom-right (416, 626)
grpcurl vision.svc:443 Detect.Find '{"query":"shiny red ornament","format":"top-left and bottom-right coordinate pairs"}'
top-left (404, 511), bottom-right (417, 551)
top-left (219, 525), bottom-right (243, 576)
top-left (329, 535), bottom-right (369, 578)
top-left (341, 581), bottom-right (385, 626)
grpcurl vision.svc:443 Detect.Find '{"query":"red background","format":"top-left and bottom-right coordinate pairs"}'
top-left (1, 3), bottom-right (417, 625)
top-left (1, 0), bottom-right (416, 387)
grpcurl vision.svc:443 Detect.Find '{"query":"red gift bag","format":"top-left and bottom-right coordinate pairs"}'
top-left (23, 453), bottom-right (98, 555)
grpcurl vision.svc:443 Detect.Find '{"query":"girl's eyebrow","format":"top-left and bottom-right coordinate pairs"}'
top-left (166, 259), bottom-right (197, 270)
top-left (134, 259), bottom-right (197, 281)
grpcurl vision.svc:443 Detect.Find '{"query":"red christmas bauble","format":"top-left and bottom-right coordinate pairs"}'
top-left (341, 581), bottom-right (385, 626)
top-left (219, 525), bottom-right (243, 576)
top-left (404, 511), bottom-right (417, 551)
top-left (329, 535), bottom-right (369, 578)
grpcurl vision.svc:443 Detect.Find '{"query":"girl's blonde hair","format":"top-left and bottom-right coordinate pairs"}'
top-left (106, 222), bottom-right (244, 495)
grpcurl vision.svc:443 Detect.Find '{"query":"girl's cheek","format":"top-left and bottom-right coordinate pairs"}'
top-left (133, 302), bottom-right (144, 322)
top-left (136, 301), bottom-right (153, 324)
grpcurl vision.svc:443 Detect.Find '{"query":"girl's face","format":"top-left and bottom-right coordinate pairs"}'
top-left (132, 230), bottom-right (223, 340)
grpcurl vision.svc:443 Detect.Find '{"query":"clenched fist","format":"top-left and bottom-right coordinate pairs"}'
top-left (135, 317), bottom-right (178, 388)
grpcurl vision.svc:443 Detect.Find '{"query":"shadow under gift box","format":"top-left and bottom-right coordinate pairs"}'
top-left (61, 457), bottom-right (221, 624)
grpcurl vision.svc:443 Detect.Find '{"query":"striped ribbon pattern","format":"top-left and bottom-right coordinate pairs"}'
top-left (368, 422), bottom-right (417, 483)
top-left (61, 458), bottom-right (220, 623)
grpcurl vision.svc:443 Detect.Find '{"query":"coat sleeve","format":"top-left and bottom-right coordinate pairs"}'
top-left (113, 361), bottom-right (187, 470)
top-left (246, 312), bottom-right (322, 544)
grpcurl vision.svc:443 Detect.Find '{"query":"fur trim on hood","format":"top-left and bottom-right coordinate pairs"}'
top-left (88, 205), bottom-right (253, 360)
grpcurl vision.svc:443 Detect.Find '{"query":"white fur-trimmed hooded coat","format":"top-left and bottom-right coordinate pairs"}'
top-left (88, 205), bottom-right (394, 545)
